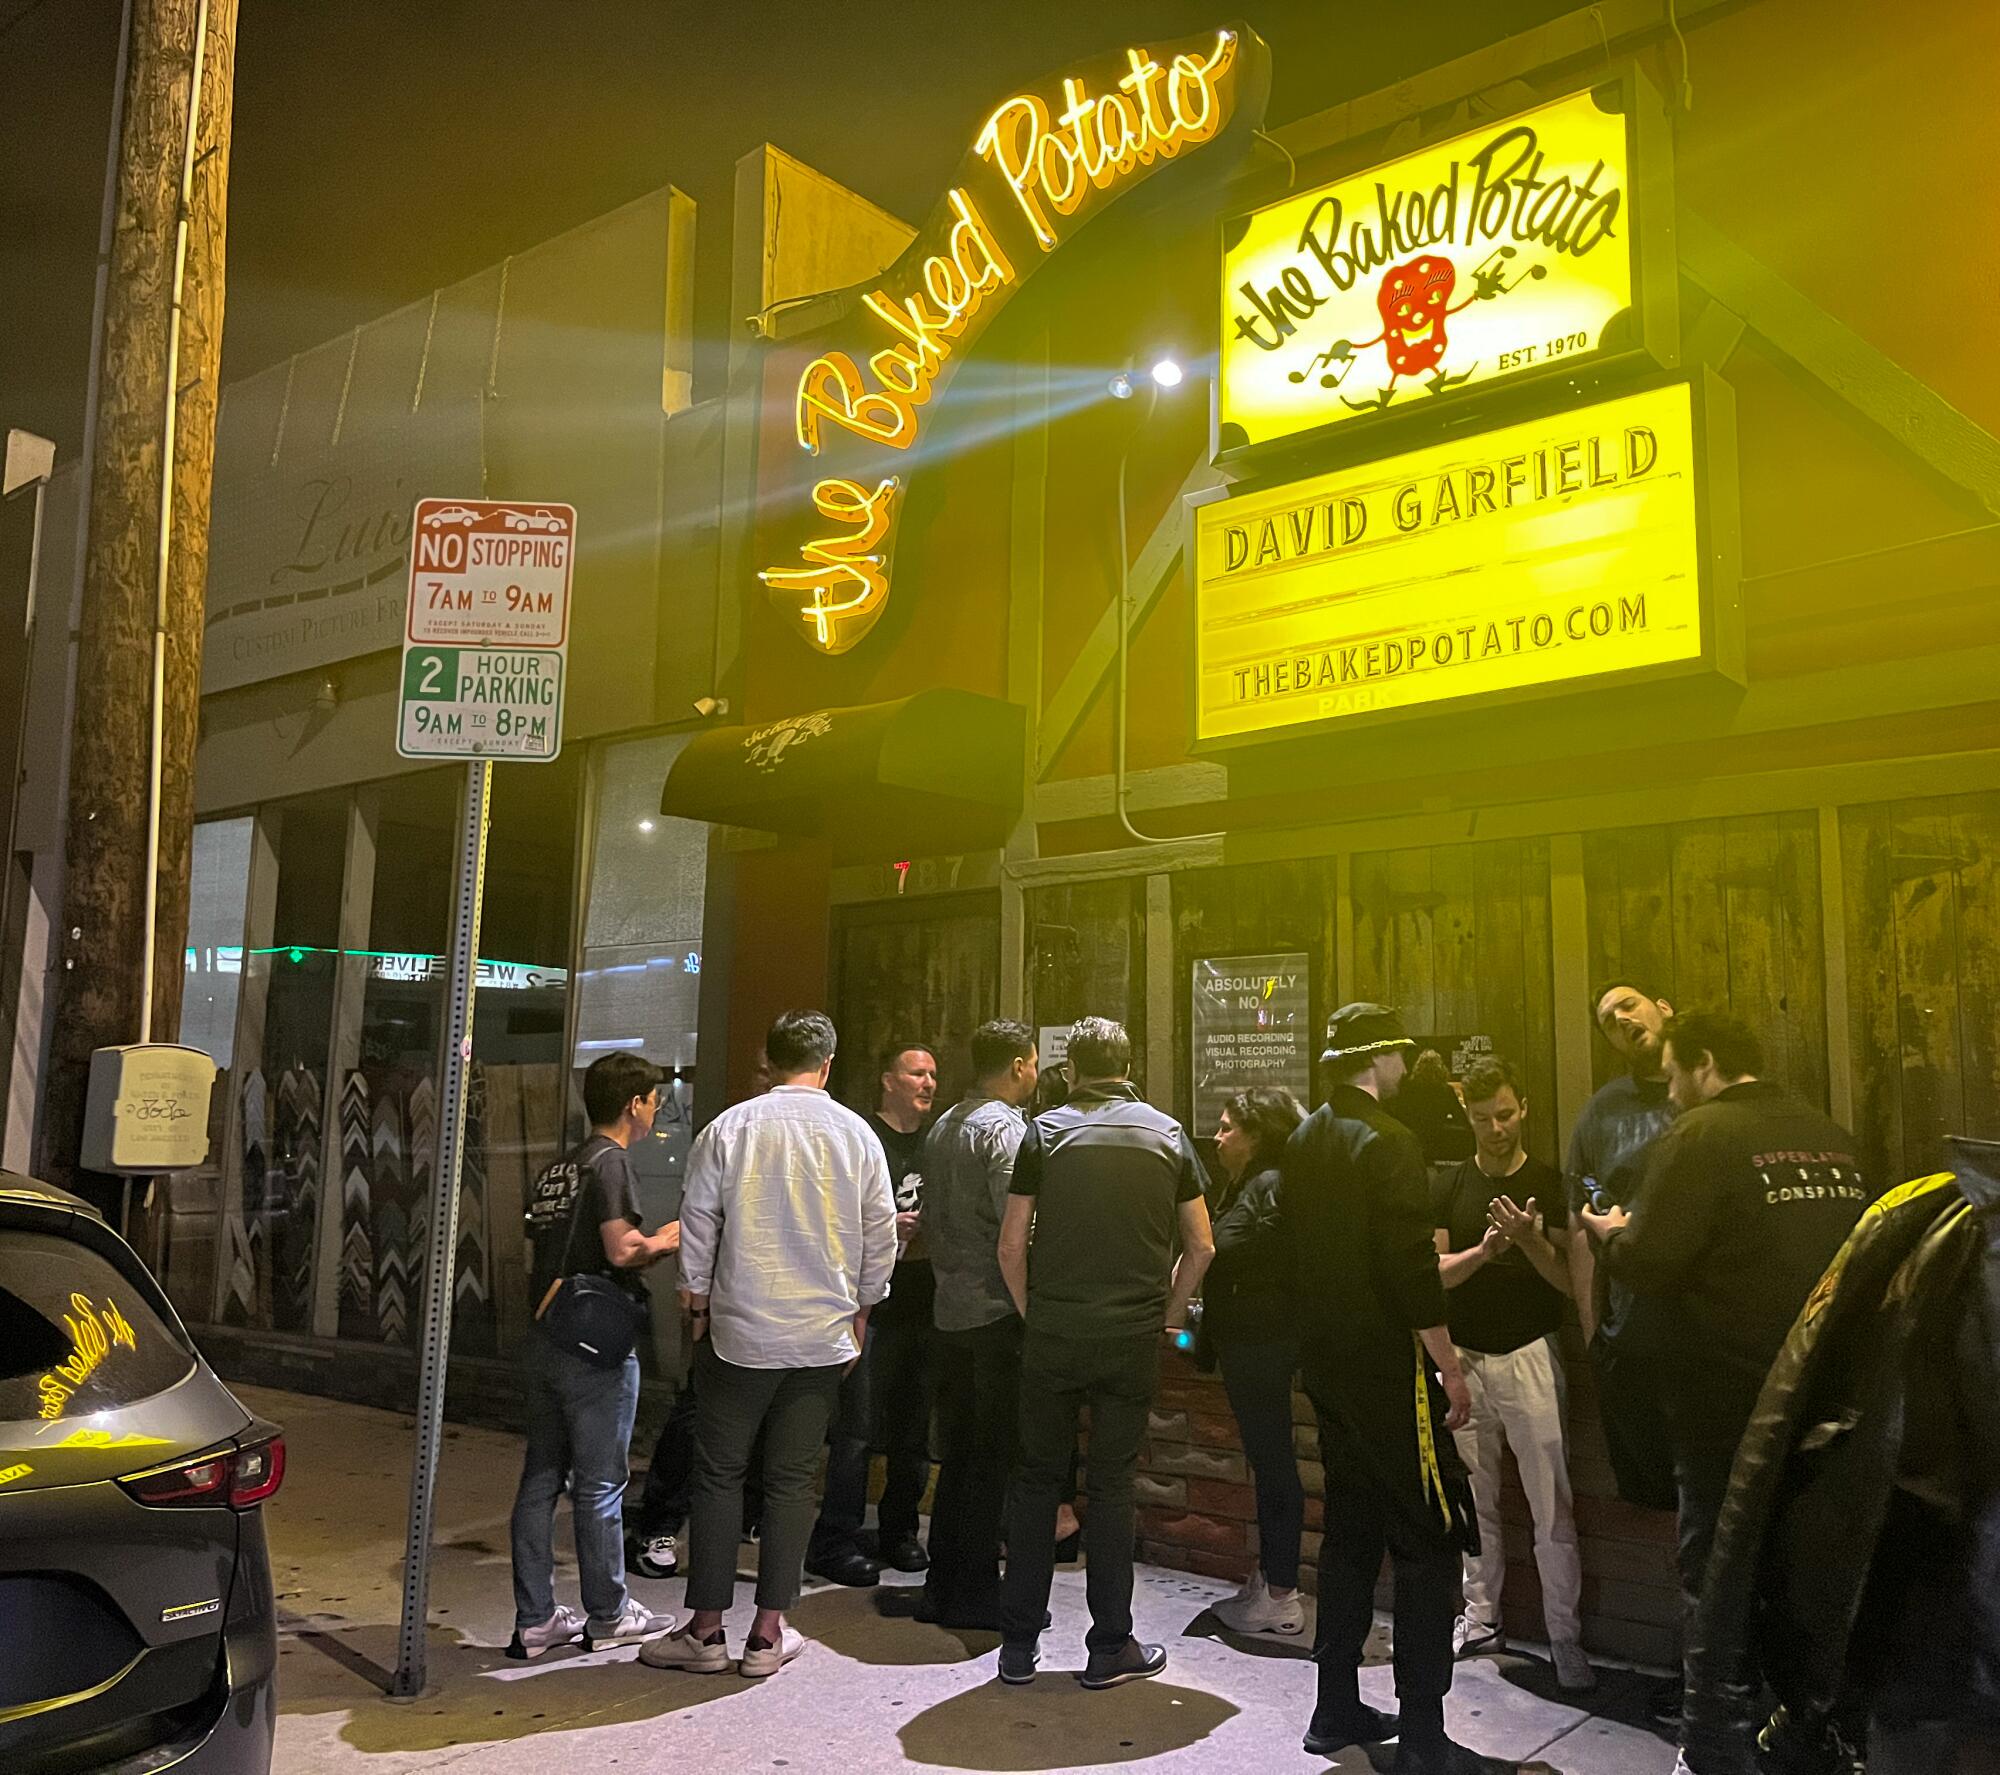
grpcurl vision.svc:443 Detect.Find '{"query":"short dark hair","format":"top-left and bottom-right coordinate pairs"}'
top-left (583, 1052), bottom-right (665, 1126)
top-left (1662, 1009), bottom-right (1762, 1081)
top-left (1067, 1016), bottom-right (1131, 1080)
top-left (1460, 1056), bottom-right (1522, 1105)
top-left (767, 1009), bottom-right (838, 1075)
top-left (970, 1019), bottom-right (1034, 1079)
top-left (1222, 1085), bottom-right (1305, 1171)
top-left (878, 1040), bottom-right (936, 1077)
top-left (1592, 978), bottom-right (1669, 1021)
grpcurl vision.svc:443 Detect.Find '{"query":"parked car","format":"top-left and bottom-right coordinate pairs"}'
top-left (0, 1174), bottom-right (282, 1773)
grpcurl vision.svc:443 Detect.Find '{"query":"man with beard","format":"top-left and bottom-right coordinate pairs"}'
top-left (807, 1042), bottom-right (938, 1584)
top-left (1282, 1004), bottom-right (1509, 1775)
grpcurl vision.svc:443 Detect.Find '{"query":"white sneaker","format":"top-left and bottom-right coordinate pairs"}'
top-left (1213, 1580), bottom-right (1306, 1636)
top-left (1451, 1613), bottom-right (1505, 1658)
top-left (640, 1626), bottom-right (734, 1673)
top-left (584, 1600), bottom-right (677, 1650)
top-left (738, 1623), bottom-right (807, 1678)
top-left (1551, 1638), bottom-right (1597, 1692)
top-left (508, 1604), bottom-right (584, 1660)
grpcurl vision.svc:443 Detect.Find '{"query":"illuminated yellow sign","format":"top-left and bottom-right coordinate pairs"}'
top-left (1219, 83), bottom-right (1664, 456)
top-left (1194, 383), bottom-right (1713, 743)
top-left (37, 1293), bottom-right (138, 1421)
top-left (762, 27), bottom-right (1268, 654)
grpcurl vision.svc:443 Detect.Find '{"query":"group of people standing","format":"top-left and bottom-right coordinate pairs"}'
top-left (505, 973), bottom-right (1875, 1775)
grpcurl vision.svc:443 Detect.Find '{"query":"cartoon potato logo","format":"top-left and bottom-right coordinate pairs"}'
top-left (1291, 246), bottom-right (1547, 412)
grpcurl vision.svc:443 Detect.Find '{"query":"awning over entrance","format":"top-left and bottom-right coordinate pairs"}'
top-left (660, 689), bottom-right (1024, 861)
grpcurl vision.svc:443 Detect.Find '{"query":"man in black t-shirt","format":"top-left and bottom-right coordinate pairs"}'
top-left (508, 1053), bottom-right (680, 1660)
top-left (807, 1042), bottom-right (937, 1585)
top-left (995, 1016), bottom-right (1212, 1691)
top-left (1432, 1057), bottom-right (1590, 1694)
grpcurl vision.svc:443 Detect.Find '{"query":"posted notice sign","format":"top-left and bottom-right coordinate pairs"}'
top-left (1192, 953), bottom-right (1310, 1136)
top-left (398, 498), bottom-right (575, 761)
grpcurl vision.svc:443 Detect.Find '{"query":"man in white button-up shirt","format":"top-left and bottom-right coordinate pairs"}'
top-left (642, 1010), bottom-right (896, 1680)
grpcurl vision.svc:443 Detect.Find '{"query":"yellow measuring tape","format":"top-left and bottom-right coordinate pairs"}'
top-left (1412, 1334), bottom-right (1452, 1531)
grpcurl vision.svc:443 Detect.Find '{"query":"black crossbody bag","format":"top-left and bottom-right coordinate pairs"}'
top-left (534, 1158), bottom-right (648, 1370)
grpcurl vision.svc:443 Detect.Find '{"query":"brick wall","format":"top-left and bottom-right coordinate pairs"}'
top-left (1135, 1331), bottom-right (1680, 1666)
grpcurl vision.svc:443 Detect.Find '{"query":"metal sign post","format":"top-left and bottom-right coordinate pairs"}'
top-left (388, 496), bottom-right (572, 1698)
top-left (391, 756), bottom-right (490, 1697)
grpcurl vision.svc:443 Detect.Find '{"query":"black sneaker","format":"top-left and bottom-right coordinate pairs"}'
top-left (998, 1641), bottom-right (1039, 1685)
top-left (878, 1533), bottom-right (930, 1574)
top-left (873, 1587), bottom-right (933, 1620)
top-left (1079, 1639), bottom-right (1168, 1690)
top-left (626, 1532), bottom-right (678, 1580)
top-left (1392, 1731), bottom-right (1517, 1774)
top-left (1304, 1702), bottom-right (1400, 1756)
top-left (805, 1549), bottom-right (881, 1588)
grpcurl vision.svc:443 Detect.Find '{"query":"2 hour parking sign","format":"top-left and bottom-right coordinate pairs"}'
top-left (398, 498), bottom-right (574, 760)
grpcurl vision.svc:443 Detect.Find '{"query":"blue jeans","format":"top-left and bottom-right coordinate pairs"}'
top-left (509, 1330), bottom-right (640, 1631)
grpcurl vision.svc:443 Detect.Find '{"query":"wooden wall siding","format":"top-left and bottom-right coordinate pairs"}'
top-left (1349, 839), bottom-right (1558, 1166)
top-left (1582, 814), bottom-right (1829, 1106)
top-left (1025, 878), bottom-right (1148, 1088)
top-left (829, 898), bottom-right (1001, 1113)
top-left (1169, 860), bottom-right (1339, 1132)
top-left (1841, 792), bottom-right (2000, 1189)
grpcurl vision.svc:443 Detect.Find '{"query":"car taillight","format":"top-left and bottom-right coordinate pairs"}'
top-left (229, 1435), bottom-right (285, 1508)
top-left (121, 1433), bottom-right (286, 1511)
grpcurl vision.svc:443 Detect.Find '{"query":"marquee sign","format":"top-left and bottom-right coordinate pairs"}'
top-left (1216, 78), bottom-right (1674, 459)
top-left (760, 25), bottom-right (1270, 655)
top-left (1191, 379), bottom-right (1739, 745)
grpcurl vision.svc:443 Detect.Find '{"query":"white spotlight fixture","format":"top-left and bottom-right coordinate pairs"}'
top-left (1107, 371), bottom-right (1136, 400)
top-left (1151, 357), bottom-right (1184, 389)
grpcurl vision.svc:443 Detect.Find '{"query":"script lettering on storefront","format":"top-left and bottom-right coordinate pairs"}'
top-left (1217, 81), bottom-right (1671, 456)
top-left (1192, 382), bottom-right (1730, 743)
top-left (761, 26), bottom-right (1268, 655)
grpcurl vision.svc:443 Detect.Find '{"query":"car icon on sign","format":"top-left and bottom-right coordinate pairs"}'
top-left (504, 508), bottom-right (565, 532)
top-left (425, 506), bottom-right (481, 526)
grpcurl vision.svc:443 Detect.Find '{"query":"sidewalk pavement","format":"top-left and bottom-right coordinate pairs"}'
top-left (251, 1383), bottom-right (1677, 1774)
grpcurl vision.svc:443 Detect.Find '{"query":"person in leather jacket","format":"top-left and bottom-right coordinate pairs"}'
top-left (1205, 1084), bottom-right (1307, 1638)
top-left (1279, 1004), bottom-right (1508, 1775)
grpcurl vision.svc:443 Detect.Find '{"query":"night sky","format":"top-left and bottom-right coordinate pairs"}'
top-left (2, 0), bottom-right (1579, 459)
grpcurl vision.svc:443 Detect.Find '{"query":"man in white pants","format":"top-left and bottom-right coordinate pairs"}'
top-left (1431, 1056), bottom-right (1593, 1695)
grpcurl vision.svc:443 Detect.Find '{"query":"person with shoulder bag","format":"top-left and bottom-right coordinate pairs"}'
top-left (1204, 1084), bottom-right (1309, 1639)
top-left (507, 1053), bottom-right (682, 1660)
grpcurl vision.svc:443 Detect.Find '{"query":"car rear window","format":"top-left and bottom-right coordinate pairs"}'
top-left (0, 1230), bottom-right (195, 1424)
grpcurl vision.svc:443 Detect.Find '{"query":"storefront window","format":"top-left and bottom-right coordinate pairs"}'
top-left (157, 817), bottom-right (253, 1322)
top-left (216, 794), bottom-right (346, 1333)
top-left (574, 733), bottom-right (707, 1373)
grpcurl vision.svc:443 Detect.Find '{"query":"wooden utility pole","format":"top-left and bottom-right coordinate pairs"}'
top-left (40, 0), bottom-right (238, 1209)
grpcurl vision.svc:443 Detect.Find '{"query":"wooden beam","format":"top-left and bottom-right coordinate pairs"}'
top-left (1036, 452), bottom-right (1219, 780)
top-left (1817, 804), bottom-right (1856, 1130)
top-left (1144, 874), bottom-right (1174, 1109)
top-left (1549, 834), bottom-right (1595, 1144)
top-left (1002, 340), bottom-right (1050, 1019)
top-left (1687, 296), bottom-right (1746, 372)
top-left (1680, 209), bottom-right (2000, 519)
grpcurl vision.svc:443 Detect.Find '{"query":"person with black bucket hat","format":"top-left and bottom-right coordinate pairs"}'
top-left (1279, 1003), bottom-right (1512, 1775)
